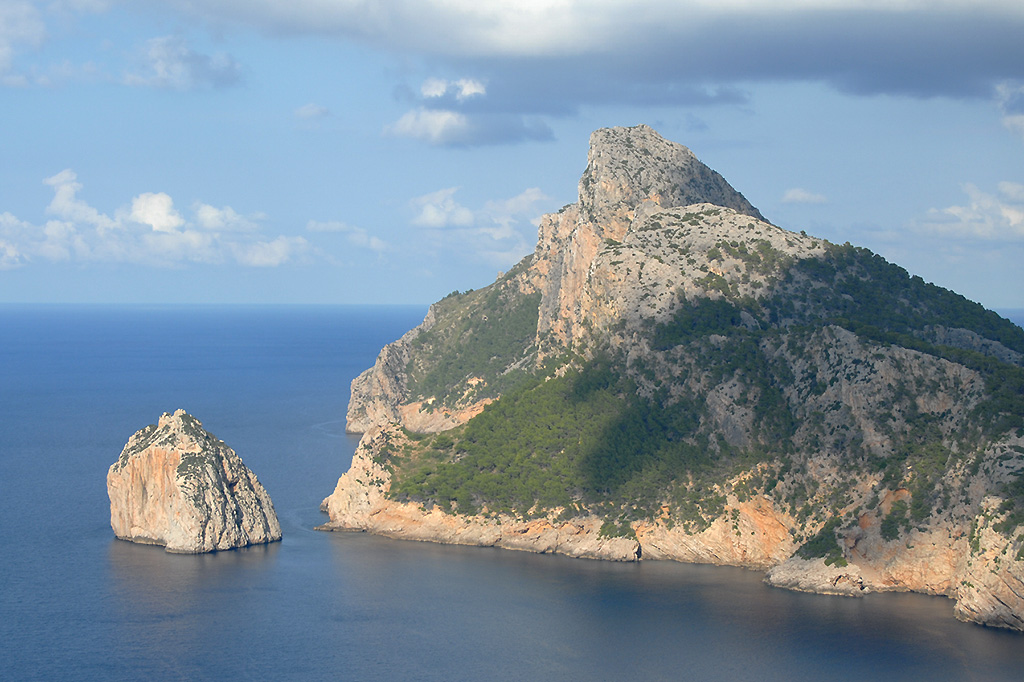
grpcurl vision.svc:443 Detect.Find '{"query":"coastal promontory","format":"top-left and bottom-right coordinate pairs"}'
top-left (107, 409), bottom-right (282, 553)
top-left (322, 124), bottom-right (1024, 631)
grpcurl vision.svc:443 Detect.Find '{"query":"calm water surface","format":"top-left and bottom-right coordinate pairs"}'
top-left (2, 305), bottom-right (1023, 681)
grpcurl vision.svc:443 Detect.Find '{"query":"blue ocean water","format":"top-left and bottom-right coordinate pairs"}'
top-left (2, 305), bottom-right (1023, 681)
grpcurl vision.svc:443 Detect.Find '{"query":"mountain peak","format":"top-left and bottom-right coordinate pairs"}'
top-left (578, 124), bottom-right (764, 240)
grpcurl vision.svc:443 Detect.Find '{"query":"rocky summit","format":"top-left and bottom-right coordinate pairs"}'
top-left (323, 124), bottom-right (1024, 631)
top-left (108, 409), bottom-right (281, 553)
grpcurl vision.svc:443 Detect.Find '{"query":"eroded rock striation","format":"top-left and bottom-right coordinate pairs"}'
top-left (324, 124), bottom-right (1024, 631)
top-left (108, 409), bottom-right (282, 553)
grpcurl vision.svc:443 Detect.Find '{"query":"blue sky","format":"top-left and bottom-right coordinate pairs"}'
top-left (1, 1), bottom-right (1023, 309)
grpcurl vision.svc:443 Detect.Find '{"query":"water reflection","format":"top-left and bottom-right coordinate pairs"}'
top-left (322, 532), bottom-right (1024, 681)
top-left (105, 539), bottom-right (283, 678)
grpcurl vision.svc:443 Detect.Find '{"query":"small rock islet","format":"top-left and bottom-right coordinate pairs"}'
top-left (107, 409), bottom-right (281, 553)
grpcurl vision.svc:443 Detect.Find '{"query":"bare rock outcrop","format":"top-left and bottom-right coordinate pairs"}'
top-left (107, 409), bottom-right (282, 553)
top-left (534, 124), bottom-right (762, 347)
top-left (578, 124), bottom-right (763, 238)
top-left (346, 308), bottom-right (436, 433)
top-left (765, 558), bottom-right (869, 596)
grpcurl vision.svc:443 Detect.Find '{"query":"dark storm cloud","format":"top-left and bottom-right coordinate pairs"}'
top-left (442, 8), bottom-right (1024, 119)
top-left (165, 2), bottom-right (1024, 101)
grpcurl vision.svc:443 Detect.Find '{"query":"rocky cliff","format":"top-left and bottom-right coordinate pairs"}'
top-left (108, 409), bottom-right (282, 553)
top-left (324, 125), bottom-right (1024, 631)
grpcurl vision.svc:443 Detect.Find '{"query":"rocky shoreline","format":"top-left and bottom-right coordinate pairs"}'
top-left (321, 425), bottom-right (1024, 632)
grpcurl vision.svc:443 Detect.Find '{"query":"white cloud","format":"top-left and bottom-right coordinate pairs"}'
top-left (124, 35), bottom-right (240, 90)
top-left (454, 78), bottom-right (486, 100)
top-left (160, 2), bottom-right (1024, 57)
top-left (420, 77), bottom-right (485, 100)
top-left (412, 187), bottom-right (475, 228)
top-left (1, 1), bottom-right (116, 87)
top-left (0, 170), bottom-right (309, 268)
top-left (0, 1), bottom-right (45, 83)
top-left (130, 192), bottom-right (184, 233)
top-left (412, 186), bottom-right (550, 235)
top-left (38, 219), bottom-right (78, 261)
top-left (408, 186), bottom-right (553, 267)
top-left (0, 213), bottom-right (29, 268)
top-left (0, 238), bottom-right (20, 268)
top-left (193, 202), bottom-right (261, 231)
top-left (295, 103), bottom-right (329, 119)
top-left (476, 187), bottom-right (549, 256)
top-left (781, 187), bottom-right (828, 204)
top-left (393, 75), bottom-right (548, 146)
top-left (1004, 115), bottom-right (1024, 141)
top-left (386, 108), bottom-right (470, 145)
top-left (915, 182), bottom-right (1024, 240)
top-left (996, 81), bottom-right (1024, 142)
top-left (143, 227), bottom-right (218, 264)
top-left (479, 187), bottom-right (550, 241)
top-left (998, 181), bottom-right (1024, 202)
top-left (44, 169), bottom-right (116, 231)
top-left (386, 106), bottom-right (551, 147)
top-left (484, 187), bottom-right (549, 217)
top-left (306, 220), bottom-right (388, 252)
top-left (420, 77), bottom-right (448, 98)
top-left (233, 236), bottom-right (308, 267)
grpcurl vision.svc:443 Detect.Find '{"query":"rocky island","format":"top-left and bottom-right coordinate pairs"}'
top-left (320, 124), bottom-right (1024, 631)
top-left (108, 409), bottom-right (281, 553)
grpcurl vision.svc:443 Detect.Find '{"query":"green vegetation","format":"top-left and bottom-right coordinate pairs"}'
top-left (765, 242), bottom-right (1024, 432)
top-left (599, 519), bottom-right (638, 540)
top-left (406, 281), bottom-right (542, 407)
top-left (797, 517), bottom-right (847, 566)
top-left (994, 471), bottom-right (1024, 534)
top-left (711, 238), bottom-right (792, 278)
top-left (651, 297), bottom-right (745, 348)
top-left (116, 423), bottom-right (157, 468)
top-left (768, 243), bottom-right (1024, 351)
top-left (391, 356), bottom-right (754, 525)
top-left (383, 223), bottom-right (1024, 541)
top-left (881, 500), bottom-right (911, 541)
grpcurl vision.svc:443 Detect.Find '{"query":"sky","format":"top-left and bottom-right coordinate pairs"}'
top-left (1, 1), bottom-right (1023, 309)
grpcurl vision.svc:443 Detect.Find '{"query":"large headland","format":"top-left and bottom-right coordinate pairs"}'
top-left (320, 124), bottom-right (1024, 632)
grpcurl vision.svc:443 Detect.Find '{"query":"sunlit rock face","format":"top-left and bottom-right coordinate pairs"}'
top-left (107, 409), bottom-right (281, 553)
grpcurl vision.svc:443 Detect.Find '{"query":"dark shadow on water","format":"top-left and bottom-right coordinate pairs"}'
top-left (319, 531), bottom-right (1024, 682)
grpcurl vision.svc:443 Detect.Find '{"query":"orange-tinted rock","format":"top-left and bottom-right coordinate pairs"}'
top-left (107, 410), bottom-right (281, 553)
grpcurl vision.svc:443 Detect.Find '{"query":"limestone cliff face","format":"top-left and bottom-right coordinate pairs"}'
top-left (534, 124), bottom-right (763, 345)
top-left (348, 125), bottom-right (765, 425)
top-left (953, 497), bottom-right (1024, 630)
top-left (347, 308), bottom-right (435, 433)
top-left (578, 125), bottom-right (764, 235)
top-left (107, 410), bottom-right (282, 553)
top-left (766, 465), bottom-right (1024, 631)
top-left (329, 124), bottom-right (1024, 631)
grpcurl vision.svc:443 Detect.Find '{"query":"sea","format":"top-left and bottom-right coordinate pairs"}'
top-left (2, 304), bottom-right (1024, 682)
